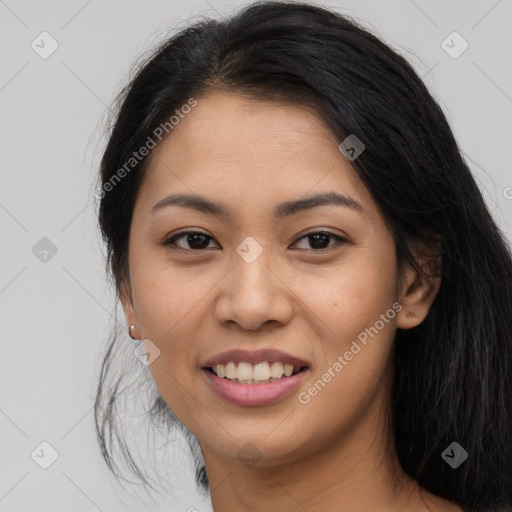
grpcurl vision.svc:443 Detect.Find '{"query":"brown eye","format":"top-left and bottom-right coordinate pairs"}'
top-left (162, 230), bottom-right (347, 253)
top-left (163, 231), bottom-right (218, 250)
top-left (292, 231), bottom-right (347, 251)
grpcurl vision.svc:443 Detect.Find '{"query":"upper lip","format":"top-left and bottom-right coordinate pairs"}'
top-left (201, 348), bottom-right (309, 369)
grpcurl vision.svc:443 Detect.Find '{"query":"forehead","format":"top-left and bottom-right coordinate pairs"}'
top-left (136, 90), bottom-right (376, 218)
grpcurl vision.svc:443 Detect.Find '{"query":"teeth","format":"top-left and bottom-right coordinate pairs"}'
top-left (253, 362), bottom-right (270, 381)
top-left (216, 364), bottom-right (225, 378)
top-left (237, 362), bottom-right (253, 381)
top-left (270, 362), bottom-right (284, 378)
top-left (225, 362), bottom-right (237, 379)
top-left (283, 364), bottom-right (294, 377)
top-left (211, 361), bottom-right (303, 383)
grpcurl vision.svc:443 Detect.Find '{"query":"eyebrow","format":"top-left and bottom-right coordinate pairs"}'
top-left (151, 191), bottom-right (364, 218)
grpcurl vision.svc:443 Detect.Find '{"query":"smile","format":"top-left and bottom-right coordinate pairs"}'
top-left (206, 361), bottom-right (306, 384)
top-left (202, 364), bottom-right (309, 406)
top-left (201, 348), bottom-right (310, 405)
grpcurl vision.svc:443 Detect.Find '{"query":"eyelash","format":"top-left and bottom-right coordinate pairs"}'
top-left (162, 230), bottom-right (348, 253)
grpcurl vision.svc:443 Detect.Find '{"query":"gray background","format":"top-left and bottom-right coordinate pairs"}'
top-left (1, 0), bottom-right (511, 511)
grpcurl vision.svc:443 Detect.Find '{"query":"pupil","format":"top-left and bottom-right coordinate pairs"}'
top-left (189, 233), bottom-right (209, 249)
top-left (309, 233), bottom-right (329, 249)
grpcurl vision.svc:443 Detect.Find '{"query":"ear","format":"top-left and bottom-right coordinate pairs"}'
top-left (396, 239), bottom-right (442, 330)
top-left (119, 280), bottom-right (141, 339)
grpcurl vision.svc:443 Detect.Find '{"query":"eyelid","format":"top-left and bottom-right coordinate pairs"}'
top-left (290, 230), bottom-right (348, 251)
top-left (294, 227), bottom-right (348, 242)
top-left (163, 229), bottom-right (219, 249)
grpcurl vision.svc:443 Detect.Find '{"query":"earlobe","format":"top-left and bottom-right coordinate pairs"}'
top-left (119, 281), bottom-right (141, 339)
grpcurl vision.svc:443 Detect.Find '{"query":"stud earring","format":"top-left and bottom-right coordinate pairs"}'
top-left (128, 325), bottom-right (136, 340)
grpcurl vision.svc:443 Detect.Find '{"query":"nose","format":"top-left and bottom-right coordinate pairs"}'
top-left (214, 250), bottom-right (294, 332)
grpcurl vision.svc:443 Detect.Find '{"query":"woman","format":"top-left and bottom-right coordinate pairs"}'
top-left (94, 2), bottom-right (512, 511)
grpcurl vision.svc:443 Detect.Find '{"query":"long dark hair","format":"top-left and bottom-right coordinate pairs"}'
top-left (94, 2), bottom-right (512, 510)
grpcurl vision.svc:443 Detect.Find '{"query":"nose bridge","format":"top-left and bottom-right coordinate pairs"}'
top-left (234, 242), bottom-right (272, 294)
top-left (214, 238), bottom-right (293, 330)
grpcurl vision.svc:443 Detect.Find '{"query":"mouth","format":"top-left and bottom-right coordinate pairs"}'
top-left (201, 348), bottom-right (310, 406)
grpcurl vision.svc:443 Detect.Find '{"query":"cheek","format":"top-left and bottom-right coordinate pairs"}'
top-left (131, 254), bottom-right (216, 336)
top-left (128, 268), bottom-right (194, 385)
top-left (303, 252), bottom-right (398, 336)
top-left (297, 251), bottom-right (398, 398)
top-left (295, 284), bottom-right (397, 444)
top-left (129, 267), bottom-right (210, 421)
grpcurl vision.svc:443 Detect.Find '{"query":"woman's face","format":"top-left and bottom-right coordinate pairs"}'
top-left (121, 90), bottom-right (424, 469)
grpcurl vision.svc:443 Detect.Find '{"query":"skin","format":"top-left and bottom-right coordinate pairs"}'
top-left (121, 90), bottom-right (462, 512)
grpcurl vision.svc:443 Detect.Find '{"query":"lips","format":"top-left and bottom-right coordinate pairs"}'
top-left (203, 366), bottom-right (309, 405)
top-left (201, 348), bottom-right (310, 406)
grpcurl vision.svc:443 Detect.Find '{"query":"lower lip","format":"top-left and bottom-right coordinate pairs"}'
top-left (202, 368), bottom-right (309, 406)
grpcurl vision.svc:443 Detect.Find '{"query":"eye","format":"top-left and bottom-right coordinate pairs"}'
top-left (162, 231), bottom-right (219, 251)
top-left (291, 231), bottom-right (347, 251)
top-left (162, 230), bottom-right (347, 252)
